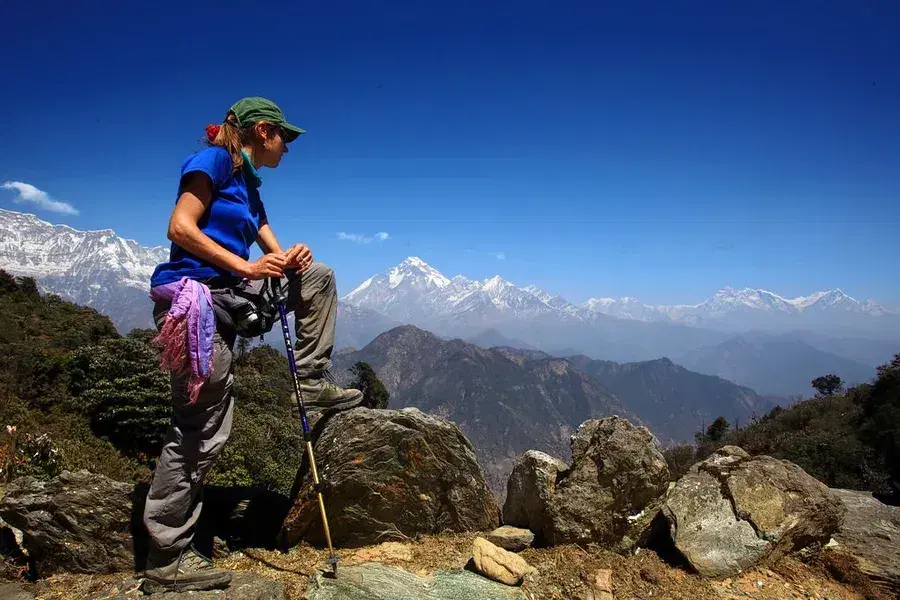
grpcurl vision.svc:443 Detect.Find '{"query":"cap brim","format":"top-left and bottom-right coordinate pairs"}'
top-left (282, 123), bottom-right (305, 143)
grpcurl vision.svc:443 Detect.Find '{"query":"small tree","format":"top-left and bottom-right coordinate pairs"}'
top-left (14, 276), bottom-right (39, 297)
top-left (812, 374), bottom-right (843, 397)
top-left (0, 270), bottom-right (18, 294)
top-left (694, 415), bottom-right (731, 460)
top-left (706, 416), bottom-right (731, 442)
top-left (349, 361), bottom-right (390, 409)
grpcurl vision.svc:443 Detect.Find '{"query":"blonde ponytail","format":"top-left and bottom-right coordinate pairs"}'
top-left (205, 112), bottom-right (253, 172)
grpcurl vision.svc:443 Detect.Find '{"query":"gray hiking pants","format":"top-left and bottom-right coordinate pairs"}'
top-left (143, 262), bottom-right (338, 557)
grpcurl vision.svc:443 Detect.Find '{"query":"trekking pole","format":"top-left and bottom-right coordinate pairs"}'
top-left (271, 275), bottom-right (340, 577)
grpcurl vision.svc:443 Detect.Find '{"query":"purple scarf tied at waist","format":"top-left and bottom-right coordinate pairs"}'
top-left (150, 277), bottom-right (216, 404)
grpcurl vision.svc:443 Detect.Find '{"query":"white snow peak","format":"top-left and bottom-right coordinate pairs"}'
top-left (0, 208), bottom-right (167, 287)
top-left (341, 257), bottom-right (892, 326)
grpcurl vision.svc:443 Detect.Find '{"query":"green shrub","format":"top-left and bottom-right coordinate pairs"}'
top-left (68, 333), bottom-right (171, 458)
top-left (206, 407), bottom-right (303, 494)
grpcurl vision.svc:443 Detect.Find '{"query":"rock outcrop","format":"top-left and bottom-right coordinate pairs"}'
top-left (0, 470), bottom-right (143, 576)
top-left (503, 417), bottom-right (669, 550)
top-left (662, 446), bottom-right (846, 577)
top-left (546, 418), bottom-right (669, 548)
top-left (282, 407), bottom-right (499, 548)
top-left (502, 451), bottom-right (567, 539)
top-left (831, 488), bottom-right (900, 597)
top-left (306, 562), bottom-right (527, 599)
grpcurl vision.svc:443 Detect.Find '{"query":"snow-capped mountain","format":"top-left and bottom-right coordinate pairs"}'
top-left (2, 208), bottom-right (896, 349)
top-left (0, 209), bottom-right (167, 285)
top-left (580, 296), bottom-right (664, 322)
top-left (343, 256), bottom-right (454, 322)
top-left (344, 257), bottom-right (559, 324)
top-left (0, 209), bottom-right (168, 332)
top-left (344, 257), bottom-right (898, 341)
top-left (582, 285), bottom-right (893, 332)
top-left (522, 285), bottom-right (570, 311)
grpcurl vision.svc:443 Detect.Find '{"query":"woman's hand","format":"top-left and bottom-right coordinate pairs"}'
top-left (284, 243), bottom-right (314, 272)
top-left (242, 254), bottom-right (287, 279)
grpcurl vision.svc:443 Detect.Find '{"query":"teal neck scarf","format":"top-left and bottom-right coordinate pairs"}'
top-left (241, 151), bottom-right (263, 188)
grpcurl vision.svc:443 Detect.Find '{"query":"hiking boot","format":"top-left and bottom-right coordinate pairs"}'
top-left (291, 372), bottom-right (363, 417)
top-left (142, 546), bottom-right (232, 594)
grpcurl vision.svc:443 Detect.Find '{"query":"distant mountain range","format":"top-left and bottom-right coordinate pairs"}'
top-left (676, 334), bottom-right (878, 397)
top-left (344, 256), bottom-right (899, 340)
top-left (1, 209), bottom-right (895, 397)
top-left (564, 354), bottom-right (780, 438)
top-left (0, 209), bottom-right (168, 333)
top-left (333, 325), bottom-right (780, 498)
top-left (336, 256), bottom-right (896, 392)
top-left (584, 286), bottom-right (892, 326)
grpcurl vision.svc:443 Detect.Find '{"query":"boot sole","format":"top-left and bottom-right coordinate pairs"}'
top-left (142, 573), bottom-right (232, 594)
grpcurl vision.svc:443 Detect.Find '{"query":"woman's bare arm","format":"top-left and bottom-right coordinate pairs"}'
top-left (257, 223), bottom-right (284, 255)
top-left (166, 173), bottom-right (285, 279)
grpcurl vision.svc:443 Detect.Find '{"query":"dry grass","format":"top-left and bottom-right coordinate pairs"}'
top-left (217, 534), bottom-right (876, 600)
top-left (24, 572), bottom-right (126, 600)
top-left (17, 535), bottom-right (882, 600)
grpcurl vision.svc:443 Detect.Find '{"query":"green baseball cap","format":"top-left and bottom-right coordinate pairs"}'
top-left (229, 96), bottom-right (306, 142)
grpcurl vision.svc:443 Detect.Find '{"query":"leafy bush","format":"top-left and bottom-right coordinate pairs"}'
top-left (668, 355), bottom-right (899, 498)
top-left (0, 425), bottom-right (61, 482)
top-left (206, 407), bottom-right (303, 494)
top-left (205, 344), bottom-right (303, 493)
top-left (0, 271), bottom-right (313, 493)
top-left (692, 381), bottom-right (892, 494)
top-left (0, 394), bottom-right (148, 483)
top-left (68, 332), bottom-right (171, 458)
top-left (860, 354), bottom-right (900, 492)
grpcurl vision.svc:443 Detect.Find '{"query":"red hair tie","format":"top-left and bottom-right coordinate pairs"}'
top-left (205, 124), bottom-right (221, 142)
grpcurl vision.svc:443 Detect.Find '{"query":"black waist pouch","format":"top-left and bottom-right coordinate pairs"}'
top-left (207, 277), bottom-right (286, 340)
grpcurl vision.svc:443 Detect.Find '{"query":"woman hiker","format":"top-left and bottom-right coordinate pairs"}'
top-left (143, 97), bottom-right (363, 593)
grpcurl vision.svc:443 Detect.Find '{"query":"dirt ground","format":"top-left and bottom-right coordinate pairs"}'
top-left (18, 534), bottom-right (886, 600)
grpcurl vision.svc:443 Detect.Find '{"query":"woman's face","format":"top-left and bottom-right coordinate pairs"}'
top-left (255, 122), bottom-right (290, 168)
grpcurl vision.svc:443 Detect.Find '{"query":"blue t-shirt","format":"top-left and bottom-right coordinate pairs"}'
top-left (150, 147), bottom-right (268, 287)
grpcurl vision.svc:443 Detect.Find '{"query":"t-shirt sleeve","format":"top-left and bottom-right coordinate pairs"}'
top-left (179, 147), bottom-right (232, 193)
top-left (257, 196), bottom-right (268, 226)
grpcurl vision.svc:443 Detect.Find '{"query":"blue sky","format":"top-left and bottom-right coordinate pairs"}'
top-left (1, 0), bottom-right (898, 305)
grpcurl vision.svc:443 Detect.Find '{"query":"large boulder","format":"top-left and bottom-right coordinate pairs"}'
top-left (502, 450), bottom-right (567, 538)
top-left (281, 408), bottom-right (499, 548)
top-left (830, 488), bottom-right (900, 597)
top-left (546, 418), bottom-right (670, 548)
top-left (662, 446), bottom-right (846, 577)
top-left (503, 417), bottom-right (669, 550)
top-left (0, 470), bottom-right (144, 576)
